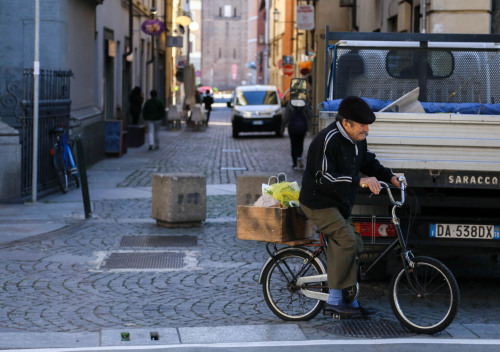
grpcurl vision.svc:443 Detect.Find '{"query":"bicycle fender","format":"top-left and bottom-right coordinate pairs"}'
top-left (258, 247), bottom-right (321, 284)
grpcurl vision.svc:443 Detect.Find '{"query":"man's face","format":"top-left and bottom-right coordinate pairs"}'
top-left (342, 119), bottom-right (370, 142)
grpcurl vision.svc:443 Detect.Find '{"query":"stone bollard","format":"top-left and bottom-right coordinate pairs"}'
top-left (151, 173), bottom-right (206, 227)
top-left (236, 172), bottom-right (274, 206)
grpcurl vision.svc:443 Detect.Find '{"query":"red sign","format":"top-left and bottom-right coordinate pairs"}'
top-left (141, 19), bottom-right (165, 36)
top-left (283, 64), bottom-right (294, 77)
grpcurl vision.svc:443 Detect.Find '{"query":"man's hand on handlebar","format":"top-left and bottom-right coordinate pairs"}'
top-left (359, 177), bottom-right (382, 194)
top-left (391, 175), bottom-right (408, 189)
top-left (360, 175), bottom-right (408, 194)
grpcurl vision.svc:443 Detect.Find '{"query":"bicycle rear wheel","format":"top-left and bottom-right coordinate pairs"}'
top-left (52, 147), bottom-right (69, 193)
top-left (261, 249), bottom-right (327, 321)
top-left (389, 256), bottom-right (460, 334)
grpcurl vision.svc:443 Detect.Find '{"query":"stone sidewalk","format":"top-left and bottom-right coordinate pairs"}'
top-left (0, 107), bottom-right (499, 349)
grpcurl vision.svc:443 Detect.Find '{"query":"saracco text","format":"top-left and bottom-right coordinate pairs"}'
top-left (447, 175), bottom-right (499, 185)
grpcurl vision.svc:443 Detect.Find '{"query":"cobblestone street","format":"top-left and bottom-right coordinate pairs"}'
top-left (1, 106), bottom-right (500, 348)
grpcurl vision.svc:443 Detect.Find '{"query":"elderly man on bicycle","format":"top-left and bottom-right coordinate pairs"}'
top-left (299, 96), bottom-right (404, 317)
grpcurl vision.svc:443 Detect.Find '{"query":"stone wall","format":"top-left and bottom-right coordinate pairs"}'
top-left (0, 120), bottom-right (21, 200)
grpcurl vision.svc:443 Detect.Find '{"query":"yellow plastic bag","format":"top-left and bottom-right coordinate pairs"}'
top-left (264, 181), bottom-right (300, 207)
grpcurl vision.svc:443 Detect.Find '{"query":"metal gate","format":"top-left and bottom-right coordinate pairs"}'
top-left (19, 69), bottom-right (73, 197)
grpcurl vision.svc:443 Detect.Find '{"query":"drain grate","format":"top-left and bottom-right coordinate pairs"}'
top-left (101, 252), bottom-right (185, 269)
top-left (358, 285), bottom-right (385, 299)
top-left (119, 236), bottom-right (197, 248)
top-left (332, 320), bottom-right (411, 338)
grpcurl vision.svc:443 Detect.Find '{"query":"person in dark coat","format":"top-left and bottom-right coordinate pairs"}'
top-left (129, 86), bottom-right (144, 125)
top-left (202, 90), bottom-right (214, 126)
top-left (299, 96), bottom-right (406, 318)
top-left (284, 101), bottom-right (310, 170)
top-left (142, 90), bottom-right (165, 150)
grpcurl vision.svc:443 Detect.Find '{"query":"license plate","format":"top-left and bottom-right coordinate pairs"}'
top-left (430, 224), bottom-right (500, 239)
top-left (252, 120), bottom-right (264, 125)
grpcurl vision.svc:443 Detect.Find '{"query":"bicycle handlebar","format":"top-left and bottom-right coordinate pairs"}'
top-left (379, 176), bottom-right (406, 207)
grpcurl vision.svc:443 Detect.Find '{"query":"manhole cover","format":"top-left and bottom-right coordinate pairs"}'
top-left (101, 252), bottom-right (185, 269)
top-left (333, 320), bottom-right (411, 338)
top-left (120, 236), bottom-right (197, 248)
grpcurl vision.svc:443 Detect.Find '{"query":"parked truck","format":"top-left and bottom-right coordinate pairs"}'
top-left (318, 30), bottom-right (500, 268)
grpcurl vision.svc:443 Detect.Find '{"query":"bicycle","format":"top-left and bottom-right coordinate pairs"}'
top-left (259, 176), bottom-right (460, 334)
top-left (49, 124), bottom-right (80, 193)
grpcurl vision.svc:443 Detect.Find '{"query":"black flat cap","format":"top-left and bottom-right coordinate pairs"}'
top-left (338, 96), bottom-right (376, 124)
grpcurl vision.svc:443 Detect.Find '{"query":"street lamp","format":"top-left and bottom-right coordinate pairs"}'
top-left (188, 21), bottom-right (199, 31)
top-left (176, 15), bottom-right (192, 27)
top-left (274, 8), bottom-right (280, 21)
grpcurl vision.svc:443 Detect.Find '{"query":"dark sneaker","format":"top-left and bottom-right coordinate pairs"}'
top-left (323, 303), bottom-right (361, 316)
top-left (358, 302), bottom-right (378, 315)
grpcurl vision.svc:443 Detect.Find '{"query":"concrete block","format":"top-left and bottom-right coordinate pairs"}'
top-left (236, 172), bottom-right (273, 206)
top-left (151, 173), bottom-right (206, 227)
top-left (178, 324), bottom-right (306, 344)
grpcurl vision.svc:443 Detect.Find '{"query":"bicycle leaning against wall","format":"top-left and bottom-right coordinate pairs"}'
top-left (49, 124), bottom-right (80, 193)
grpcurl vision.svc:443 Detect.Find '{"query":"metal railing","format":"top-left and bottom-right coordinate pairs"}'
top-left (19, 69), bottom-right (73, 197)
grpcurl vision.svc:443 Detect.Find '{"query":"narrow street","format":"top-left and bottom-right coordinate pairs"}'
top-left (0, 104), bottom-right (499, 350)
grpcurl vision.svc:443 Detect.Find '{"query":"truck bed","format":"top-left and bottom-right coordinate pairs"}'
top-left (319, 111), bottom-right (500, 172)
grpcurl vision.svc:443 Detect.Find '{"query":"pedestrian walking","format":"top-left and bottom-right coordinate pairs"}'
top-left (284, 101), bottom-right (310, 170)
top-left (142, 90), bottom-right (165, 150)
top-left (202, 90), bottom-right (214, 126)
top-left (129, 86), bottom-right (144, 125)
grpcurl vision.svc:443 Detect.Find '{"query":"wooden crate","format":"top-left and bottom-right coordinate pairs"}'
top-left (237, 205), bottom-right (314, 242)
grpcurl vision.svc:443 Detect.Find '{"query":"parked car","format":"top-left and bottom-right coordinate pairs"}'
top-left (230, 85), bottom-right (284, 138)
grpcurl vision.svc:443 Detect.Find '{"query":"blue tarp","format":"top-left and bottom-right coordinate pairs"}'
top-left (319, 98), bottom-right (500, 115)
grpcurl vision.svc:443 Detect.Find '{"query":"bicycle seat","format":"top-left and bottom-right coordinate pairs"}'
top-left (49, 127), bottom-right (64, 134)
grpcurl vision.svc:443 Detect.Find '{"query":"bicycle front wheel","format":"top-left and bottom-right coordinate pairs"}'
top-left (389, 256), bottom-right (460, 334)
top-left (52, 147), bottom-right (69, 193)
top-left (261, 249), bottom-right (327, 321)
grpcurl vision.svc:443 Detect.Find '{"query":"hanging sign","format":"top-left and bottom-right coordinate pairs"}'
top-left (141, 19), bottom-right (165, 36)
top-left (167, 36), bottom-right (183, 47)
top-left (297, 5), bottom-right (315, 30)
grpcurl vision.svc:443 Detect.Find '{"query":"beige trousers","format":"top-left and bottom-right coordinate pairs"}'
top-left (300, 204), bottom-right (363, 289)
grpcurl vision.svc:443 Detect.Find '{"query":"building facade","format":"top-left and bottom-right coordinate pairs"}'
top-left (295, 0), bottom-right (500, 113)
top-left (0, 0), bottom-right (177, 200)
top-left (201, 0), bottom-right (251, 90)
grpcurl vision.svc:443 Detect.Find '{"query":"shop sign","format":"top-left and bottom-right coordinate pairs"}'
top-left (141, 19), bottom-right (165, 36)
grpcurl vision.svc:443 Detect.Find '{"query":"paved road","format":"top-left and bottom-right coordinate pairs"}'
top-left (0, 104), bottom-right (499, 350)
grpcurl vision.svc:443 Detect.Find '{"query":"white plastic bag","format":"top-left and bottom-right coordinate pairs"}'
top-left (253, 194), bottom-right (280, 207)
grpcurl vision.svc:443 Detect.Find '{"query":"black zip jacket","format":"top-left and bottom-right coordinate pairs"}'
top-left (299, 121), bottom-right (394, 219)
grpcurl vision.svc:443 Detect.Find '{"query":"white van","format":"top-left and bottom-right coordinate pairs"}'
top-left (230, 85), bottom-right (284, 138)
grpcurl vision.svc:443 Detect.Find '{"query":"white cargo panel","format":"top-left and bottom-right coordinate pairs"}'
top-left (319, 111), bottom-right (500, 172)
